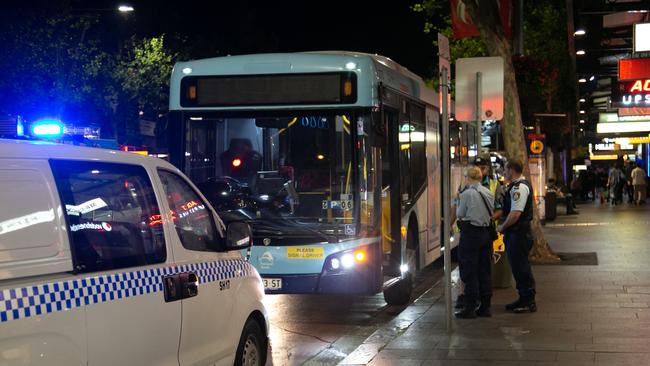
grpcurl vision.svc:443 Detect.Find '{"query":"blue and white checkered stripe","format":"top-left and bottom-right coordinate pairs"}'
top-left (0, 258), bottom-right (254, 323)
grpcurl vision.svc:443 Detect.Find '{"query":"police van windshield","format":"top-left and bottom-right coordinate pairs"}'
top-left (185, 113), bottom-right (357, 235)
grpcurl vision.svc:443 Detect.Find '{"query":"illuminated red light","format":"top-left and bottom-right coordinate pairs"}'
top-left (620, 58), bottom-right (650, 80)
top-left (232, 158), bottom-right (242, 167)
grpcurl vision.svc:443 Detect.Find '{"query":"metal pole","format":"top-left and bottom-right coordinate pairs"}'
top-left (441, 67), bottom-right (453, 333)
top-left (476, 72), bottom-right (483, 157)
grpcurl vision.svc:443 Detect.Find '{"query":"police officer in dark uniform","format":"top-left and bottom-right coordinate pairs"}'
top-left (497, 158), bottom-right (537, 313)
top-left (455, 166), bottom-right (495, 319)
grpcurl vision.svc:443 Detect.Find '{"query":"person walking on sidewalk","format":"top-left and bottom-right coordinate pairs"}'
top-left (497, 158), bottom-right (537, 313)
top-left (454, 166), bottom-right (495, 319)
top-left (631, 164), bottom-right (647, 205)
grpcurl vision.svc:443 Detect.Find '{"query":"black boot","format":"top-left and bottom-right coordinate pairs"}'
top-left (454, 294), bottom-right (465, 309)
top-left (505, 297), bottom-right (524, 311)
top-left (476, 297), bottom-right (492, 317)
top-left (454, 298), bottom-right (477, 319)
top-left (511, 297), bottom-right (537, 313)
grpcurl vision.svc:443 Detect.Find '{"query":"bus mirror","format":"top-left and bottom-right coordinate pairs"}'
top-left (225, 222), bottom-right (253, 250)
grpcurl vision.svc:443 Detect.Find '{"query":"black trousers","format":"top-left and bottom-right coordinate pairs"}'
top-left (505, 227), bottom-right (536, 298)
top-left (458, 225), bottom-right (492, 302)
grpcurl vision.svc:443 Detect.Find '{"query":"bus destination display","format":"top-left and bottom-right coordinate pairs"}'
top-left (181, 72), bottom-right (357, 107)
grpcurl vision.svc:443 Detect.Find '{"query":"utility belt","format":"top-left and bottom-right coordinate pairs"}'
top-left (506, 220), bottom-right (531, 233)
top-left (458, 221), bottom-right (489, 232)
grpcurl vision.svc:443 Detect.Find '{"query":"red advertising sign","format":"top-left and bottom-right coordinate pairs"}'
top-left (619, 58), bottom-right (650, 81)
top-left (451, 0), bottom-right (512, 39)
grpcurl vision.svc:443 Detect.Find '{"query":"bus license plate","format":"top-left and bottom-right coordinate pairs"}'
top-left (263, 278), bottom-right (282, 290)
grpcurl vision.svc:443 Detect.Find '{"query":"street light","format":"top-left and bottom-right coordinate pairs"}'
top-left (579, 98), bottom-right (586, 102)
top-left (118, 5), bottom-right (135, 12)
top-left (574, 29), bottom-right (586, 36)
top-left (576, 50), bottom-right (586, 55)
top-left (579, 78), bottom-right (587, 83)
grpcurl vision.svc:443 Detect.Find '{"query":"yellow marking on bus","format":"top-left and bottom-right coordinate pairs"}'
top-left (342, 115), bottom-right (351, 125)
top-left (272, 117), bottom-right (298, 138)
top-left (345, 162), bottom-right (352, 195)
top-left (287, 247), bottom-right (324, 260)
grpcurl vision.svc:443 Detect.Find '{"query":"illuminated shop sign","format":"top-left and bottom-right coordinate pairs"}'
top-left (604, 136), bottom-right (650, 144)
top-left (619, 58), bottom-right (650, 81)
top-left (590, 143), bottom-right (634, 151)
top-left (597, 122), bottom-right (650, 133)
top-left (612, 79), bottom-right (650, 108)
top-left (599, 113), bottom-right (650, 123)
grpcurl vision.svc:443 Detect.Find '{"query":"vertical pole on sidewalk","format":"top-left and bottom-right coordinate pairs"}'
top-left (441, 67), bottom-right (453, 333)
top-left (476, 72), bottom-right (483, 157)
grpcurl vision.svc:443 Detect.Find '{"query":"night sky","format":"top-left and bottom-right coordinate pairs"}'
top-left (3, 0), bottom-right (441, 79)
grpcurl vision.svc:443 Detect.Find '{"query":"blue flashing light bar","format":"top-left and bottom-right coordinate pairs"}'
top-left (31, 119), bottom-right (64, 138)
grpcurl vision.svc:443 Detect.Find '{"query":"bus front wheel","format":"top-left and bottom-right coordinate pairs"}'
top-left (383, 276), bottom-right (413, 306)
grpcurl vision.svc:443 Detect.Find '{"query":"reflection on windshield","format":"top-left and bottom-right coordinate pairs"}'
top-left (189, 113), bottom-right (356, 235)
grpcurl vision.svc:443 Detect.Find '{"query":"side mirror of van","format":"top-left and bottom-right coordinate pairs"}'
top-left (225, 222), bottom-right (253, 251)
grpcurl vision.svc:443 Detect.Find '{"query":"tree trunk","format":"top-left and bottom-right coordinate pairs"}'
top-left (462, 0), bottom-right (560, 263)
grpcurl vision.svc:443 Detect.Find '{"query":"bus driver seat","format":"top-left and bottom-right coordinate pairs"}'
top-left (220, 138), bottom-right (262, 183)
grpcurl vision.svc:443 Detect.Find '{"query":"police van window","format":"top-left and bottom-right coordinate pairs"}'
top-left (158, 170), bottom-right (221, 251)
top-left (50, 160), bottom-right (166, 273)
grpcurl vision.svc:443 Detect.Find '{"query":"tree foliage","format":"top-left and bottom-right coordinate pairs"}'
top-left (0, 14), bottom-right (111, 124)
top-left (114, 36), bottom-right (177, 117)
top-left (0, 9), bottom-right (182, 141)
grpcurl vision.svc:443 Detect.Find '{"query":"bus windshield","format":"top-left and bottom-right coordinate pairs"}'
top-left (186, 112), bottom-right (358, 239)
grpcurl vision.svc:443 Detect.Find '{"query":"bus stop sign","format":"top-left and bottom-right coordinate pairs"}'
top-left (455, 57), bottom-right (504, 122)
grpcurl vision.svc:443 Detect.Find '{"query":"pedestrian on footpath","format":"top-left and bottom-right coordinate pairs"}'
top-left (624, 161), bottom-right (635, 204)
top-left (497, 158), bottom-right (537, 313)
top-left (454, 166), bottom-right (495, 319)
top-left (631, 164), bottom-right (647, 205)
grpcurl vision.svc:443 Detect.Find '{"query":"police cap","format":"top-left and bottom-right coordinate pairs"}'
top-left (474, 156), bottom-right (490, 166)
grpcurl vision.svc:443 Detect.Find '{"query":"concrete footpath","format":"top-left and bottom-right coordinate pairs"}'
top-left (338, 202), bottom-right (650, 366)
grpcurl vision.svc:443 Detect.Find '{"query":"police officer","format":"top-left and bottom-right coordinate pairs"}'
top-left (455, 166), bottom-right (495, 319)
top-left (497, 158), bottom-right (537, 313)
top-left (455, 156), bottom-right (503, 309)
top-left (476, 156), bottom-right (505, 219)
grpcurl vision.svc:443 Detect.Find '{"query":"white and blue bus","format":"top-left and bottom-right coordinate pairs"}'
top-left (167, 52), bottom-right (468, 304)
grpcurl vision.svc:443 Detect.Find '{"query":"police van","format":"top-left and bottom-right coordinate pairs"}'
top-left (0, 139), bottom-right (268, 366)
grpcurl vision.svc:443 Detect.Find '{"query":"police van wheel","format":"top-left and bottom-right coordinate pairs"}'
top-left (383, 276), bottom-right (413, 306)
top-left (235, 319), bottom-right (265, 366)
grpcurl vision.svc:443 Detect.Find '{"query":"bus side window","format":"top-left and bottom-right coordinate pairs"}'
top-left (409, 103), bottom-right (426, 195)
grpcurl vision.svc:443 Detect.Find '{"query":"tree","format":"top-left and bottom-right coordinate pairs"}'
top-left (112, 36), bottom-right (178, 144)
top-left (413, 0), bottom-right (560, 263)
top-left (0, 13), bottom-right (114, 127)
top-left (115, 36), bottom-right (177, 116)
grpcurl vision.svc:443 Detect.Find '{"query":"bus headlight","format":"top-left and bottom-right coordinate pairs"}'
top-left (331, 258), bottom-right (340, 270)
top-left (329, 248), bottom-right (367, 271)
top-left (341, 253), bottom-right (355, 268)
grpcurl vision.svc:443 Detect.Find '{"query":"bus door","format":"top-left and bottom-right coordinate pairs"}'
top-left (186, 118), bottom-right (220, 184)
top-left (381, 107), bottom-right (403, 276)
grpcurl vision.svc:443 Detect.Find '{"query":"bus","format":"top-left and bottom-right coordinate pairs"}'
top-left (167, 52), bottom-right (465, 305)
